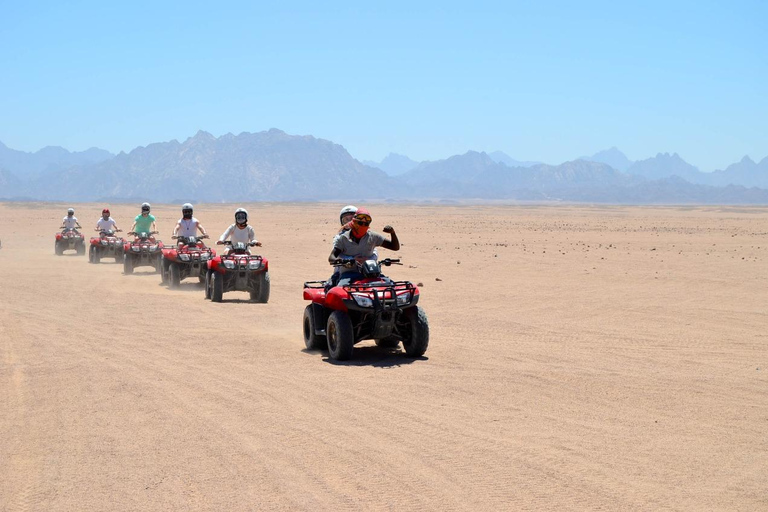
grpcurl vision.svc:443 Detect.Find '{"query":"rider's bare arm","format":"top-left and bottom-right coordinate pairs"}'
top-left (381, 226), bottom-right (400, 251)
top-left (173, 221), bottom-right (181, 237)
top-left (329, 247), bottom-right (342, 264)
top-left (197, 223), bottom-right (208, 236)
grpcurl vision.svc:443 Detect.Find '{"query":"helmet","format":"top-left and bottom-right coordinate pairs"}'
top-left (67, 208), bottom-right (74, 215)
top-left (102, 208), bottom-right (110, 216)
top-left (235, 208), bottom-right (248, 226)
top-left (182, 203), bottom-right (193, 219)
top-left (339, 205), bottom-right (357, 225)
top-left (141, 202), bottom-right (150, 213)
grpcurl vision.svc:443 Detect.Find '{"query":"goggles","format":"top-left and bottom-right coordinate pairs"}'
top-left (353, 215), bottom-right (372, 226)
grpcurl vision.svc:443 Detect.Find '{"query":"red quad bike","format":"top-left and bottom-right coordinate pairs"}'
top-left (205, 241), bottom-right (270, 303)
top-left (160, 235), bottom-right (214, 288)
top-left (88, 230), bottom-right (125, 264)
top-left (55, 228), bottom-right (86, 255)
top-left (302, 258), bottom-right (429, 361)
top-left (123, 231), bottom-right (164, 275)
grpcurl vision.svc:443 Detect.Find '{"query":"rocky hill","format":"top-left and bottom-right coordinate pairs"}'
top-left (18, 130), bottom-right (395, 201)
top-left (0, 141), bottom-right (112, 179)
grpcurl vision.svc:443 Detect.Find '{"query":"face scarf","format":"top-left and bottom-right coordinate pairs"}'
top-left (351, 222), bottom-right (369, 238)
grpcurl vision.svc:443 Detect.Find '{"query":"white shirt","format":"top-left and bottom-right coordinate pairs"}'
top-left (177, 217), bottom-right (201, 237)
top-left (62, 216), bottom-right (79, 229)
top-left (219, 224), bottom-right (256, 245)
top-left (96, 217), bottom-right (117, 232)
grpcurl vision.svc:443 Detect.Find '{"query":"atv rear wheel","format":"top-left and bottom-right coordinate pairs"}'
top-left (204, 271), bottom-right (212, 299)
top-left (90, 246), bottom-right (100, 264)
top-left (402, 306), bottom-right (429, 357)
top-left (251, 271), bottom-right (271, 303)
top-left (123, 256), bottom-right (133, 275)
top-left (169, 263), bottom-right (181, 288)
top-left (303, 305), bottom-right (326, 350)
top-left (327, 311), bottom-right (354, 361)
top-left (211, 271), bottom-right (223, 302)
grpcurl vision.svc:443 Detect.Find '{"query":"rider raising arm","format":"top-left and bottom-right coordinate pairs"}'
top-left (328, 208), bottom-right (399, 266)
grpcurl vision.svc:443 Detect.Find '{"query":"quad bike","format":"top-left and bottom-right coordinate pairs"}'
top-left (55, 228), bottom-right (86, 255)
top-left (204, 241), bottom-right (270, 303)
top-left (160, 235), bottom-right (215, 288)
top-left (123, 231), bottom-right (164, 274)
top-left (88, 229), bottom-right (125, 264)
top-left (302, 258), bottom-right (429, 361)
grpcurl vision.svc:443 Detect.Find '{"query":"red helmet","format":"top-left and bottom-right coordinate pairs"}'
top-left (102, 208), bottom-right (110, 215)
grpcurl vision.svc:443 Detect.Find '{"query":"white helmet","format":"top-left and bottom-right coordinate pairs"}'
top-left (67, 208), bottom-right (75, 215)
top-left (339, 205), bottom-right (357, 225)
top-left (235, 208), bottom-right (248, 226)
top-left (182, 203), bottom-right (193, 219)
top-left (141, 202), bottom-right (151, 213)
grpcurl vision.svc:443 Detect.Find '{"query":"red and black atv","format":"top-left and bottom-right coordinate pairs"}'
top-left (302, 258), bottom-right (429, 361)
top-left (123, 231), bottom-right (164, 275)
top-left (160, 235), bottom-right (214, 288)
top-left (55, 228), bottom-right (85, 255)
top-left (204, 241), bottom-right (270, 303)
top-left (88, 229), bottom-right (125, 264)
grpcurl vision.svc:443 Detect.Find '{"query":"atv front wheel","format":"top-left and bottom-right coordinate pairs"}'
top-left (251, 272), bottom-right (271, 303)
top-left (303, 305), bottom-right (326, 350)
top-left (90, 246), bottom-right (101, 264)
top-left (123, 256), bottom-right (133, 275)
top-left (204, 271), bottom-right (212, 299)
top-left (55, 241), bottom-right (63, 256)
top-left (169, 263), bottom-right (181, 288)
top-left (327, 311), bottom-right (354, 361)
top-left (402, 306), bottom-right (429, 357)
top-left (211, 271), bottom-right (223, 302)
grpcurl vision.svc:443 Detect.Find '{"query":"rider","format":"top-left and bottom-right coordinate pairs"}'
top-left (60, 208), bottom-right (82, 231)
top-left (95, 208), bottom-right (121, 233)
top-left (130, 202), bottom-right (157, 238)
top-left (328, 207), bottom-right (399, 286)
top-left (217, 208), bottom-right (261, 254)
top-left (172, 203), bottom-right (208, 243)
top-left (327, 205), bottom-right (375, 288)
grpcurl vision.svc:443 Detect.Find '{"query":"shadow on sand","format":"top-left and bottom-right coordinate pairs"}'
top-left (302, 345), bottom-right (428, 368)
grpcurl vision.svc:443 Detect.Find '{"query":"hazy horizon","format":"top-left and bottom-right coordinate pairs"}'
top-left (2, 1), bottom-right (766, 172)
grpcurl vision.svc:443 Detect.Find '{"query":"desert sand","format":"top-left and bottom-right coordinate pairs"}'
top-left (1, 202), bottom-right (766, 511)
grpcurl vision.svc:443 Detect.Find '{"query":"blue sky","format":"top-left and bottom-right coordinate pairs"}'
top-left (1, 0), bottom-right (765, 170)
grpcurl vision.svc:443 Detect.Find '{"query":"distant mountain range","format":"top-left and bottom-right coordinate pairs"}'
top-left (0, 140), bottom-right (113, 179)
top-left (363, 153), bottom-right (419, 176)
top-left (0, 132), bottom-right (766, 203)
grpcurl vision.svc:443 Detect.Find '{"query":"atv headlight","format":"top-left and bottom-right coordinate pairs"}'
top-left (352, 293), bottom-right (374, 308)
top-left (396, 292), bottom-right (410, 306)
top-left (132, 246), bottom-right (141, 252)
top-left (179, 253), bottom-right (190, 261)
top-left (223, 260), bottom-right (235, 269)
top-left (149, 245), bottom-right (157, 251)
top-left (248, 260), bottom-right (262, 270)
top-left (101, 240), bottom-right (108, 245)
top-left (200, 253), bottom-right (209, 261)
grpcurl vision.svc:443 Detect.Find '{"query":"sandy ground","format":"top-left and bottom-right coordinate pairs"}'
top-left (0, 202), bottom-right (766, 511)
